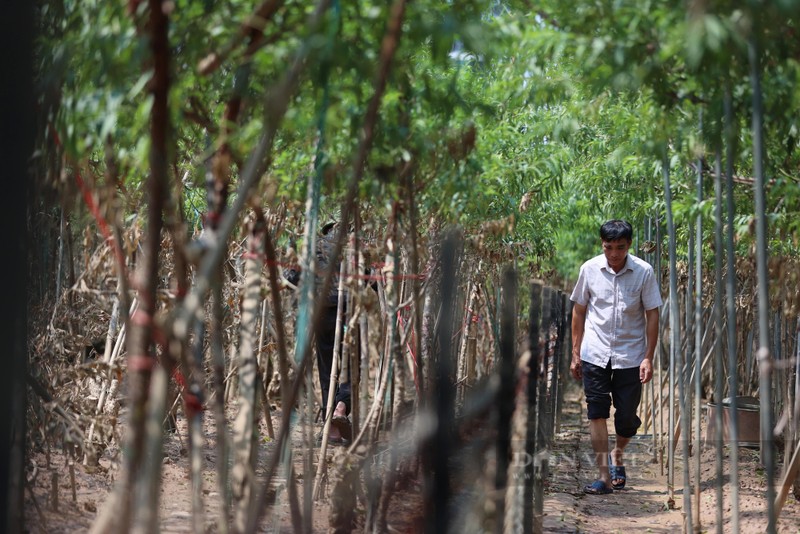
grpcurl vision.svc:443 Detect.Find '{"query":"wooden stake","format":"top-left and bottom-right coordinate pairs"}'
top-left (51, 471), bottom-right (58, 511)
top-left (774, 441), bottom-right (800, 518)
top-left (69, 460), bottom-right (76, 502)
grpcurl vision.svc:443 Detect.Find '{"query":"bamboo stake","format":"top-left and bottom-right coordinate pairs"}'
top-left (312, 256), bottom-right (347, 501)
top-left (299, 364), bottom-right (313, 534)
top-left (549, 291), bottom-right (562, 442)
top-left (421, 223), bottom-right (441, 401)
top-left (188, 365), bottom-right (205, 534)
top-left (792, 317), bottom-right (800, 464)
top-left (377, 212), bottom-right (406, 531)
top-left (257, 296), bottom-right (275, 440)
top-left (646, 217), bottom-right (658, 460)
top-left (554, 293), bottom-right (568, 435)
top-left (749, 31), bottom-right (777, 534)
top-left (664, 155), bottom-right (685, 519)
top-left (69, 460), bottom-right (76, 502)
top-left (387, 216), bottom-right (403, 429)
top-left (678, 292), bottom-right (693, 530)
top-left (348, 317), bottom-right (393, 450)
top-left (686, 213), bottom-right (695, 480)
top-left (375, 277), bottom-right (393, 437)
top-left (406, 172), bottom-right (424, 405)
top-left (456, 277), bottom-right (474, 407)
top-left (656, 216), bottom-right (665, 474)
top-left (495, 267), bottom-right (516, 534)
top-left (793, 320), bottom-right (800, 499)
top-left (261, 224), bottom-right (290, 388)
top-left (774, 442), bottom-right (800, 517)
top-left (85, 295), bottom-right (130, 465)
top-left (349, 228), bottom-right (361, 439)
top-left (525, 282), bottom-right (542, 534)
top-left (51, 471), bottom-right (58, 511)
top-left (424, 230), bottom-right (458, 534)
top-left (533, 287), bottom-right (552, 528)
top-left (27, 480), bottom-right (47, 529)
top-left (57, 207), bottom-right (65, 301)
top-left (723, 87), bottom-right (741, 534)
top-left (358, 245), bottom-right (370, 434)
top-left (693, 122), bottom-right (704, 534)
top-left (712, 150), bottom-right (727, 534)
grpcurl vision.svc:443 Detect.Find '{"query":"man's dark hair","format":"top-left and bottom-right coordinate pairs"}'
top-left (600, 219), bottom-right (633, 242)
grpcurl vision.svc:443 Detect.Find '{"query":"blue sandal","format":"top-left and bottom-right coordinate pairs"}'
top-left (583, 480), bottom-right (613, 495)
top-left (609, 457), bottom-right (627, 490)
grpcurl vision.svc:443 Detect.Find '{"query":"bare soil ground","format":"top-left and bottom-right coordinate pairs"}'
top-left (544, 383), bottom-right (800, 534)
top-left (23, 382), bottom-right (800, 533)
top-left (23, 401), bottom-right (423, 534)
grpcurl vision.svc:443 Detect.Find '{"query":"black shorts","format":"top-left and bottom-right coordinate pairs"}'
top-left (582, 360), bottom-right (642, 438)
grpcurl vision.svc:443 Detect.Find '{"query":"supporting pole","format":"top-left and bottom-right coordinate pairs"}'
top-left (538, 288), bottom-right (552, 453)
top-left (534, 287), bottom-right (551, 529)
top-left (685, 154), bottom-right (696, 532)
top-left (647, 217), bottom-right (658, 463)
top-left (663, 155), bottom-right (680, 516)
top-left (554, 293), bottom-right (568, 434)
top-left (749, 30), bottom-right (776, 534)
top-left (425, 230), bottom-right (458, 534)
top-left (496, 267), bottom-right (517, 534)
top-left (713, 150), bottom-right (727, 534)
top-left (524, 283), bottom-right (542, 534)
top-left (723, 86), bottom-right (740, 534)
top-left (656, 217), bottom-right (665, 475)
top-left (694, 122), bottom-right (704, 533)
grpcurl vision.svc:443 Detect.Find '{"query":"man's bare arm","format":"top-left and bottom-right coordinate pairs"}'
top-left (640, 307), bottom-right (659, 384)
top-left (570, 303), bottom-right (587, 380)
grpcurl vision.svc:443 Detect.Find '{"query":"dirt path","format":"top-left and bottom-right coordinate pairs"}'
top-left (544, 383), bottom-right (800, 534)
top-left (23, 383), bottom-right (800, 533)
top-left (543, 384), bottom-right (683, 533)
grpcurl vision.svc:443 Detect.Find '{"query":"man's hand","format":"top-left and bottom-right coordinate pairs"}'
top-left (639, 358), bottom-right (653, 384)
top-left (570, 357), bottom-right (582, 381)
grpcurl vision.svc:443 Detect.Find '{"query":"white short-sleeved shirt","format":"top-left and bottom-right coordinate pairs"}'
top-left (569, 253), bottom-right (662, 369)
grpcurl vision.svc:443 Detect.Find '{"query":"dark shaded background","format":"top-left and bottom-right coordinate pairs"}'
top-left (0, 0), bottom-right (33, 532)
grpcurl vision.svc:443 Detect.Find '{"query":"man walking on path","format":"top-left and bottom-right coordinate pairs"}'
top-left (569, 219), bottom-right (662, 495)
top-left (284, 221), bottom-right (352, 444)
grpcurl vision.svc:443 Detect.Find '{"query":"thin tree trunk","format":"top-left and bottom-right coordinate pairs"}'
top-left (312, 256), bottom-right (347, 501)
top-left (210, 275), bottom-right (232, 532)
top-left (84, 295), bottom-right (122, 465)
top-left (232, 213), bottom-right (266, 533)
top-left (376, 204), bottom-right (403, 532)
top-left (119, 1), bottom-right (170, 530)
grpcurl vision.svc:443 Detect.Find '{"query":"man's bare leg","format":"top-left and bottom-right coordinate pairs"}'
top-left (588, 418), bottom-right (612, 489)
top-left (611, 435), bottom-right (631, 487)
top-left (328, 402), bottom-right (347, 441)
